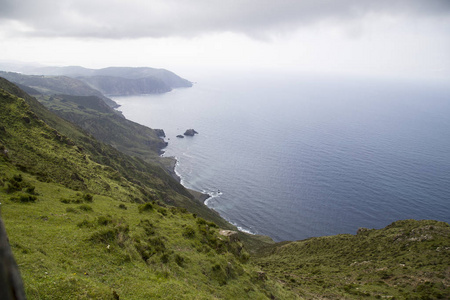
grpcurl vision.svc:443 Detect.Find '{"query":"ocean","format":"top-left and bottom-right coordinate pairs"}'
top-left (113, 72), bottom-right (450, 242)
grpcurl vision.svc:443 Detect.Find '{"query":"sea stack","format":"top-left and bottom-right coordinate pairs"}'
top-left (184, 129), bottom-right (198, 136)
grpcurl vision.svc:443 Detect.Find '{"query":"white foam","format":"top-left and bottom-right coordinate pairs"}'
top-left (237, 226), bottom-right (256, 235)
top-left (170, 157), bottom-right (255, 236)
top-left (203, 189), bottom-right (223, 206)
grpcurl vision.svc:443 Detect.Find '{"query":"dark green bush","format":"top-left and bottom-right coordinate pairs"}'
top-left (79, 204), bottom-right (93, 212)
top-left (118, 204), bottom-right (127, 210)
top-left (196, 218), bottom-right (207, 226)
top-left (138, 219), bottom-right (155, 236)
top-left (97, 215), bottom-right (113, 226)
top-left (134, 241), bottom-right (152, 261)
top-left (174, 254), bottom-right (185, 267)
top-left (160, 253), bottom-right (170, 264)
top-left (6, 180), bottom-right (22, 193)
top-left (183, 226), bottom-right (196, 238)
top-left (77, 219), bottom-right (94, 228)
top-left (83, 193), bottom-right (93, 202)
top-left (90, 228), bottom-right (117, 244)
top-left (66, 207), bottom-right (78, 213)
top-left (10, 192), bottom-right (37, 203)
top-left (138, 202), bottom-right (153, 213)
top-left (148, 237), bottom-right (165, 253)
top-left (25, 186), bottom-right (36, 195)
top-left (157, 207), bottom-right (167, 216)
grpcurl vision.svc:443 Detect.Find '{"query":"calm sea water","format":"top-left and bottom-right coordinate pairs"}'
top-left (114, 73), bottom-right (450, 242)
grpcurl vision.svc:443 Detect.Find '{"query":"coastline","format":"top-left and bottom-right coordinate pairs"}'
top-left (166, 153), bottom-right (259, 236)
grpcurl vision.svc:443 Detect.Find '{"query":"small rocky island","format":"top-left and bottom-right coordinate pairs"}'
top-left (184, 129), bottom-right (198, 136)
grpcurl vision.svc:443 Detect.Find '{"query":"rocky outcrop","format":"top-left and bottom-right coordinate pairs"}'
top-left (154, 129), bottom-right (166, 138)
top-left (184, 129), bottom-right (198, 136)
top-left (176, 135), bottom-right (184, 138)
top-left (219, 230), bottom-right (239, 242)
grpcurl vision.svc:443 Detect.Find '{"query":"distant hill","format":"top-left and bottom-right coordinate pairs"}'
top-left (1, 65), bottom-right (193, 96)
top-left (77, 75), bottom-right (172, 95)
top-left (0, 71), bottom-right (119, 108)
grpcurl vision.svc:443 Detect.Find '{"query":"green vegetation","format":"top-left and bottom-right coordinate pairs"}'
top-left (1, 76), bottom-right (448, 299)
top-left (256, 220), bottom-right (450, 299)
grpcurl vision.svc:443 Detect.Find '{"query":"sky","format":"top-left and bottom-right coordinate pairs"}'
top-left (1, 0), bottom-right (450, 81)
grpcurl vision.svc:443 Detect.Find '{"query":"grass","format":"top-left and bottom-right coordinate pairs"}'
top-left (255, 220), bottom-right (450, 299)
top-left (0, 168), bottom-right (293, 299)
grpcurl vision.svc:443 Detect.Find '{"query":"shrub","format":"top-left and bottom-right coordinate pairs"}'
top-left (83, 193), bottom-right (93, 202)
top-left (118, 204), bottom-right (127, 210)
top-left (138, 219), bottom-right (155, 236)
top-left (25, 186), bottom-right (36, 195)
top-left (138, 203), bottom-right (153, 213)
top-left (10, 192), bottom-right (37, 203)
top-left (79, 204), bottom-right (93, 212)
top-left (148, 237), bottom-right (165, 253)
top-left (157, 207), bottom-right (167, 216)
top-left (90, 228), bottom-right (117, 244)
top-left (196, 218), bottom-right (207, 226)
top-left (174, 254), bottom-right (185, 267)
top-left (66, 207), bottom-right (78, 213)
top-left (183, 226), bottom-right (196, 238)
top-left (134, 241), bottom-right (152, 261)
top-left (160, 253), bottom-right (170, 264)
top-left (97, 215), bottom-right (113, 226)
top-left (6, 179), bottom-right (22, 193)
top-left (77, 219), bottom-right (94, 228)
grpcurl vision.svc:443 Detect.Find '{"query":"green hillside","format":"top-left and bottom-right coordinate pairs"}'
top-left (256, 220), bottom-right (450, 299)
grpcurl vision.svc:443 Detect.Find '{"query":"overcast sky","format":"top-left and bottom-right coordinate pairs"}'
top-left (1, 0), bottom-right (450, 80)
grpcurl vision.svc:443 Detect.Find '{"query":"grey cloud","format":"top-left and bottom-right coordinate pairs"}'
top-left (1, 0), bottom-right (449, 38)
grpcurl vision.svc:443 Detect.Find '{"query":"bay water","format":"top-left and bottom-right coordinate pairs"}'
top-left (113, 73), bottom-right (450, 242)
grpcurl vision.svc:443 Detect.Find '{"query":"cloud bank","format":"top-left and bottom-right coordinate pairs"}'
top-left (1, 0), bottom-right (449, 38)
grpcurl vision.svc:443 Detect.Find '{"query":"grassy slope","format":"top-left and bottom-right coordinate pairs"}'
top-left (0, 80), bottom-right (292, 299)
top-left (255, 220), bottom-right (450, 299)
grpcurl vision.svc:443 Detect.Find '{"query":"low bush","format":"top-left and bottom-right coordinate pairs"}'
top-left (138, 219), bottom-right (155, 236)
top-left (138, 202), bottom-right (153, 213)
top-left (10, 192), bottom-right (37, 203)
top-left (174, 254), bottom-right (185, 267)
top-left (83, 193), bottom-right (93, 202)
top-left (90, 228), bottom-right (117, 244)
top-left (97, 215), bottom-right (113, 226)
top-left (66, 207), bottom-right (78, 213)
top-left (183, 226), bottom-right (196, 238)
top-left (160, 253), bottom-right (170, 264)
top-left (79, 204), bottom-right (93, 212)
